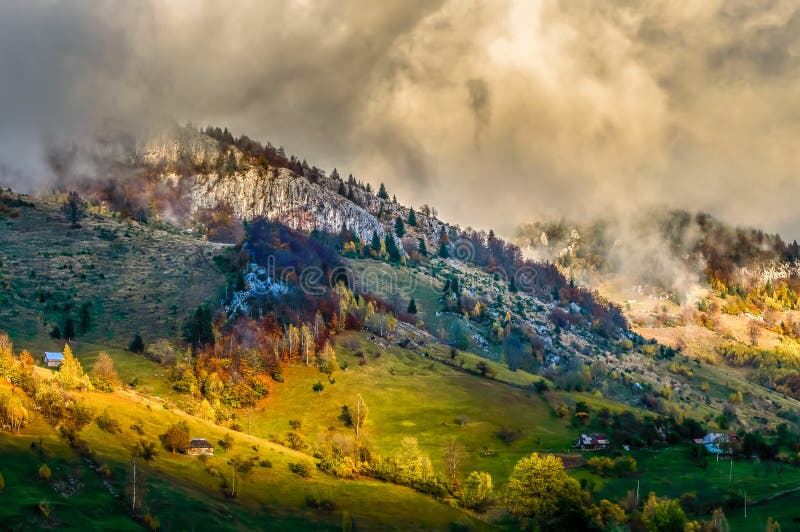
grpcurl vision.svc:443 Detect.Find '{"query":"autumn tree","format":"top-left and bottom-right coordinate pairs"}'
top-left (317, 341), bottom-right (337, 374)
top-left (160, 422), bottom-right (191, 454)
top-left (747, 320), bottom-right (761, 346)
top-left (300, 324), bottom-right (315, 366)
top-left (90, 353), bottom-right (119, 391)
top-left (0, 390), bottom-right (30, 432)
top-left (0, 333), bottom-right (13, 378)
top-left (463, 471), bottom-right (493, 511)
top-left (642, 492), bottom-right (687, 532)
top-left (352, 394), bottom-right (368, 440)
top-left (504, 453), bottom-right (587, 528)
top-left (57, 344), bottom-right (87, 390)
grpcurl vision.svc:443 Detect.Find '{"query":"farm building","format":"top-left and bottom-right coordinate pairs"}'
top-left (693, 433), bottom-right (739, 454)
top-left (42, 352), bottom-right (64, 368)
top-left (187, 438), bottom-right (214, 456)
top-left (576, 433), bottom-right (609, 450)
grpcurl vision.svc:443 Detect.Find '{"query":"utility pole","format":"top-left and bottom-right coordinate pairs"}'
top-left (131, 457), bottom-right (137, 514)
top-left (636, 479), bottom-right (640, 506)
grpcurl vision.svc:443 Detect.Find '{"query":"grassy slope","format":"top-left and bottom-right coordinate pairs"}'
top-left (253, 331), bottom-right (597, 484)
top-left (0, 376), bottom-right (487, 531)
top-left (0, 196), bottom-right (227, 346)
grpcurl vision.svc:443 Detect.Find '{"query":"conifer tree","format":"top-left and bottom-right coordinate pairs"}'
top-left (395, 217), bottom-right (405, 238)
top-left (371, 231), bottom-right (382, 253)
top-left (385, 235), bottom-right (401, 262)
top-left (377, 182), bottom-right (389, 200)
top-left (418, 238), bottom-right (428, 256)
top-left (439, 240), bottom-right (450, 258)
top-left (407, 299), bottom-right (418, 314)
top-left (58, 343), bottom-right (85, 390)
top-left (408, 208), bottom-right (417, 226)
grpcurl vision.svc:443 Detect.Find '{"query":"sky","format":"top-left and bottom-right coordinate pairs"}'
top-left (2, 0), bottom-right (800, 240)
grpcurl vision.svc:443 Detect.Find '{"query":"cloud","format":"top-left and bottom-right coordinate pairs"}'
top-left (1, 0), bottom-right (800, 240)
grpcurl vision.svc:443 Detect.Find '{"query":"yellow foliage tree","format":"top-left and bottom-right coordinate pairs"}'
top-left (57, 343), bottom-right (86, 390)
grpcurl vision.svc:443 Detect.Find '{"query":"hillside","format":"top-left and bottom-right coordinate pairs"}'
top-left (0, 189), bottom-right (227, 345)
top-left (2, 125), bottom-right (800, 530)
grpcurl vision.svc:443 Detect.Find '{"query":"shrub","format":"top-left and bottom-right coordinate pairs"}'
top-left (305, 494), bottom-right (338, 512)
top-left (143, 513), bottom-right (160, 531)
top-left (95, 410), bottom-right (122, 434)
top-left (288, 462), bottom-right (312, 478)
top-left (135, 438), bottom-right (159, 461)
top-left (497, 426), bottom-right (523, 444)
top-left (38, 499), bottom-right (52, 518)
top-left (38, 464), bottom-right (51, 480)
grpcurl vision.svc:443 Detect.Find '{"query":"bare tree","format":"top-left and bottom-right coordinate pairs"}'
top-left (442, 438), bottom-right (465, 488)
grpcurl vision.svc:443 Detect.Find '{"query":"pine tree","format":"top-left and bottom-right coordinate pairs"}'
top-left (395, 217), bottom-right (405, 238)
top-left (407, 299), bottom-right (418, 314)
top-left (64, 318), bottom-right (76, 340)
top-left (331, 168), bottom-right (340, 181)
top-left (371, 231), bottom-right (382, 253)
top-left (377, 183), bottom-right (389, 200)
top-left (408, 208), bottom-right (417, 226)
top-left (337, 181), bottom-right (346, 196)
top-left (385, 235), bottom-right (401, 262)
top-left (129, 333), bottom-right (145, 353)
top-left (418, 238), bottom-right (427, 256)
top-left (439, 240), bottom-right (450, 258)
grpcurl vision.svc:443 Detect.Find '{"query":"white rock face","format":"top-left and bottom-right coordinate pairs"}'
top-left (134, 128), bottom-right (386, 242)
top-left (189, 167), bottom-right (385, 242)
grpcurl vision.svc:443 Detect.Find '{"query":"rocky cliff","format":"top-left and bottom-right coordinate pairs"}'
top-left (132, 125), bottom-right (442, 243)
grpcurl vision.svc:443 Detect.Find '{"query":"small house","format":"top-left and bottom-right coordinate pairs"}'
top-left (576, 433), bottom-right (609, 450)
top-left (693, 433), bottom-right (738, 454)
top-left (187, 438), bottom-right (214, 456)
top-left (42, 352), bottom-right (64, 368)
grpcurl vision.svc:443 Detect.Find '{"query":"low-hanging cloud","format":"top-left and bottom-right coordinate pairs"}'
top-left (2, 0), bottom-right (800, 240)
